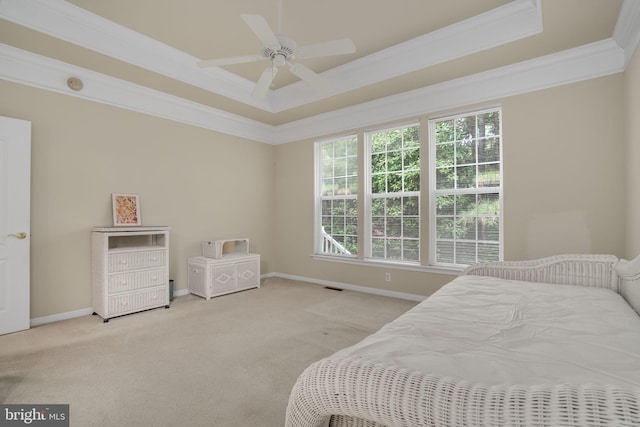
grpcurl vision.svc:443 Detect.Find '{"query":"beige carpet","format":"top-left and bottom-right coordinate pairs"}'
top-left (0, 278), bottom-right (417, 426)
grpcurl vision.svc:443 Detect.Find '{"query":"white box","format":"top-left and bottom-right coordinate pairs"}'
top-left (188, 254), bottom-right (260, 300)
top-left (202, 238), bottom-right (249, 258)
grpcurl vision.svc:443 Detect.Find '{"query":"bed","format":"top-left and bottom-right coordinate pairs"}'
top-left (285, 255), bottom-right (640, 427)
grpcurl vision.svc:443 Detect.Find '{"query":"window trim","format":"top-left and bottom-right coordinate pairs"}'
top-left (364, 122), bottom-right (421, 264)
top-left (311, 253), bottom-right (461, 276)
top-left (314, 134), bottom-right (359, 258)
top-left (428, 107), bottom-right (504, 268)
top-left (313, 106), bottom-right (502, 272)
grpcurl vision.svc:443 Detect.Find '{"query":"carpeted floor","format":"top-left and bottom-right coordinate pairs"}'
top-left (0, 278), bottom-right (417, 426)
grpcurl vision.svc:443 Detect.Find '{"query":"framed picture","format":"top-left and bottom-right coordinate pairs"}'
top-left (112, 193), bottom-right (142, 226)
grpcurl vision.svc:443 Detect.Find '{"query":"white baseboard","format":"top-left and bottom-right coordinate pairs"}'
top-left (263, 272), bottom-right (427, 302)
top-left (29, 273), bottom-right (425, 327)
top-left (173, 288), bottom-right (190, 297)
top-left (30, 307), bottom-right (95, 327)
top-left (29, 288), bottom-right (192, 327)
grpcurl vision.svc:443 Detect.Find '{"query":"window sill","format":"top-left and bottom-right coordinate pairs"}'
top-left (311, 254), bottom-right (462, 276)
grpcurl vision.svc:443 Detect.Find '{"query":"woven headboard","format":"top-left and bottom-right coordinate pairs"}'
top-left (461, 254), bottom-right (620, 291)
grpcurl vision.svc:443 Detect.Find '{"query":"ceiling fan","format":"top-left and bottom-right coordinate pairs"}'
top-left (197, 0), bottom-right (356, 99)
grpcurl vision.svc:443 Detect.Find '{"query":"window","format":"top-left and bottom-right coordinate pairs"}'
top-left (430, 109), bottom-right (502, 267)
top-left (366, 124), bottom-right (420, 263)
top-left (316, 135), bottom-right (358, 256)
top-left (314, 108), bottom-right (501, 270)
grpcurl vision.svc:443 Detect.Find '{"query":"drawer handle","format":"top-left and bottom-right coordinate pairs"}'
top-left (121, 280), bottom-right (127, 285)
top-left (121, 260), bottom-right (128, 265)
top-left (151, 257), bottom-right (157, 261)
top-left (152, 276), bottom-right (158, 281)
top-left (193, 269), bottom-right (199, 274)
top-left (121, 300), bottom-right (128, 306)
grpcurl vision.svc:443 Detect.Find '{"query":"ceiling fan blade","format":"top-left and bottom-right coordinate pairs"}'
top-left (295, 38), bottom-right (356, 59)
top-left (197, 55), bottom-right (265, 68)
top-left (241, 14), bottom-right (280, 50)
top-left (289, 63), bottom-right (331, 93)
top-left (252, 66), bottom-right (278, 99)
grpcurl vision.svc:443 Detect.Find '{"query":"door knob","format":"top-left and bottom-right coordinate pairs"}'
top-left (8, 232), bottom-right (27, 239)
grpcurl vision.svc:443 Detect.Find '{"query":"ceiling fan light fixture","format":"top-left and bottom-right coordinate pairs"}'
top-left (272, 54), bottom-right (287, 67)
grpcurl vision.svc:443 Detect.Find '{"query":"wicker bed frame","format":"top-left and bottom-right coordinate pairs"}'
top-left (285, 255), bottom-right (640, 427)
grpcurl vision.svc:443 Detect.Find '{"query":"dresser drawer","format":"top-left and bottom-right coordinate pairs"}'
top-left (108, 268), bottom-right (167, 294)
top-left (108, 250), bottom-right (166, 272)
top-left (107, 287), bottom-right (168, 316)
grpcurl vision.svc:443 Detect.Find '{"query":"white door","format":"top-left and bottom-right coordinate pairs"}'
top-left (0, 116), bottom-right (31, 335)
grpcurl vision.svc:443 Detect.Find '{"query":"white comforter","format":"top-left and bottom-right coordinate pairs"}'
top-left (332, 275), bottom-right (640, 388)
top-left (286, 275), bottom-right (640, 427)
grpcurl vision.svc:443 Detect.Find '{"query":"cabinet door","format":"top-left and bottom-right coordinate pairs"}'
top-left (210, 264), bottom-right (238, 294)
top-left (236, 259), bottom-right (259, 289)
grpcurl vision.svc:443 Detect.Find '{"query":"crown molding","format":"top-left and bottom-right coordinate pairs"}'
top-left (613, 0), bottom-right (640, 66)
top-left (0, 44), bottom-right (277, 143)
top-left (275, 39), bottom-right (625, 144)
top-left (0, 0), bottom-right (271, 111)
top-left (0, 0), bottom-right (542, 113)
top-left (269, 0), bottom-right (542, 112)
top-left (0, 36), bottom-right (624, 146)
top-left (0, 0), bottom-right (636, 146)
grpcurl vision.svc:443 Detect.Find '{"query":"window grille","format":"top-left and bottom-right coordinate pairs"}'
top-left (316, 135), bottom-right (358, 256)
top-left (366, 124), bottom-right (420, 263)
top-left (430, 109), bottom-right (502, 267)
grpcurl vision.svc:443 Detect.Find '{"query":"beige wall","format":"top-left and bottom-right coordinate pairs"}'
top-left (503, 75), bottom-right (625, 260)
top-left (0, 80), bottom-right (275, 318)
top-left (273, 136), bottom-right (454, 297)
top-left (0, 69), bottom-right (630, 318)
top-left (625, 44), bottom-right (640, 259)
top-left (274, 74), bottom-right (626, 297)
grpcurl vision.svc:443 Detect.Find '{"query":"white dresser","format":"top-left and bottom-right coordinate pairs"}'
top-left (92, 226), bottom-right (170, 322)
top-left (188, 254), bottom-right (260, 300)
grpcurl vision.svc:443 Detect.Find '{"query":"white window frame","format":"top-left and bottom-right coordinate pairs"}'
top-left (428, 108), bottom-right (503, 268)
top-left (364, 122), bottom-right (421, 264)
top-left (314, 135), bottom-right (359, 258)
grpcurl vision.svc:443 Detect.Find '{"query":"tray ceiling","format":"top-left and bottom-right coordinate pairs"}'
top-left (0, 0), bottom-right (637, 142)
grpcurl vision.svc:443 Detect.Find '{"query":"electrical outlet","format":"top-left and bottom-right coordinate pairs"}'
top-left (385, 272), bottom-right (391, 282)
